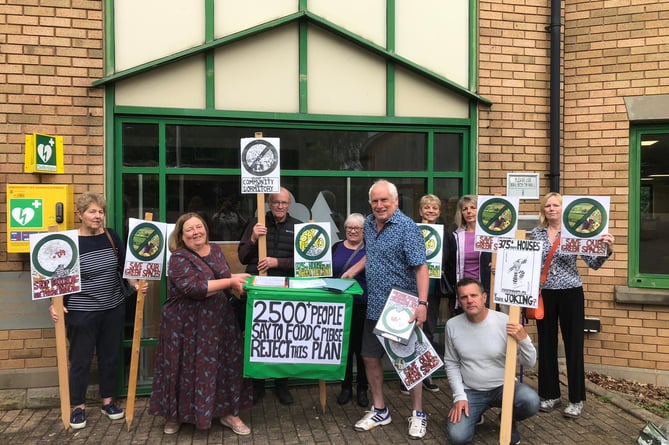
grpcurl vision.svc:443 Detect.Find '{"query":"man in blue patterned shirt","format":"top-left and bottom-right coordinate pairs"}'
top-left (344, 179), bottom-right (430, 440)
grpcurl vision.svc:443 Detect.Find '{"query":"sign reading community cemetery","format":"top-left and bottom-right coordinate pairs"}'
top-left (240, 137), bottom-right (281, 194)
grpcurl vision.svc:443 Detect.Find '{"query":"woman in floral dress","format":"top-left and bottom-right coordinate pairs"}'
top-left (149, 212), bottom-right (252, 435)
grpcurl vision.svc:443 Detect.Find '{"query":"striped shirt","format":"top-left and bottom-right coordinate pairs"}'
top-left (65, 230), bottom-right (125, 312)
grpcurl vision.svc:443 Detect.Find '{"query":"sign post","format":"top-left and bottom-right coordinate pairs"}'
top-left (125, 213), bottom-right (157, 430)
top-left (29, 226), bottom-right (82, 430)
top-left (240, 132), bottom-right (281, 275)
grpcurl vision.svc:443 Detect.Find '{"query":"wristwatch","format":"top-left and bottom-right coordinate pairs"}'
top-left (418, 301), bottom-right (428, 307)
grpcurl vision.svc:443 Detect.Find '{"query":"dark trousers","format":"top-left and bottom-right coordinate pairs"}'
top-left (65, 304), bottom-right (125, 406)
top-left (341, 303), bottom-right (368, 391)
top-left (537, 287), bottom-right (586, 403)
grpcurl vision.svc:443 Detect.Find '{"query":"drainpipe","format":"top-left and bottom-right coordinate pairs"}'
top-left (548, 0), bottom-right (561, 192)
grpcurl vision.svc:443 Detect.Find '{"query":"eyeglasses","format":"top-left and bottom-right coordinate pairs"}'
top-left (270, 201), bottom-right (290, 207)
top-left (346, 226), bottom-right (362, 232)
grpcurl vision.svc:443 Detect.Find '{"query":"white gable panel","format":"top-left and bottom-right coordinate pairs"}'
top-left (115, 0), bottom-right (205, 71)
top-left (395, 0), bottom-right (469, 87)
top-left (308, 27), bottom-right (385, 116)
top-left (395, 68), bottom-right (469, 119)
top-left (215, 25), bottom-right (298, 113)
top-left (115, 57), bottom-right (206, 109)
top-left (215, 0), bottom-right (297, 38)
top-left (310, 0), bottom-right (386, 47)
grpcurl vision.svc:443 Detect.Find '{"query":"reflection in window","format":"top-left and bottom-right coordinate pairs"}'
top-left (122, 123), bottom-right (159, 167)
top-left (434, 133), bottom-right (463, 172)
top-left (639, 133), bottom-right (669, 275)
top-left (165, 125), bottom-right (430, 171)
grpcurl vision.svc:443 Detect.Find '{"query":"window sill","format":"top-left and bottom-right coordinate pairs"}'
top-left (615, 286), bottom-right (669, 305)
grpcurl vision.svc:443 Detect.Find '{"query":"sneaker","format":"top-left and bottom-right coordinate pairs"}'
top-left (400, 382), bottom-right (410, 395)
top-left (100, 402), bottom-right (125, 420)
top-left (70, 407), bottom-right (86, 429)
top-left (354, 406), bottom-right (392, 431)
top-left (423, 377), bottom-right (440, 393)
top-left (563, 401), bottom-right (583, 418)
top-left (407, 410), bottom-right (427, 440)
top-left (539, 397), bottom-right (562, 412)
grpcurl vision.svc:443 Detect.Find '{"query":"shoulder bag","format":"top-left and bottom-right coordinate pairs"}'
top-left (526, 233), bottom-right (560, 320)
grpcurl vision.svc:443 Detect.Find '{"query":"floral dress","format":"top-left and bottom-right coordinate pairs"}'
top-left (149, 243), bottom-right (252, 429)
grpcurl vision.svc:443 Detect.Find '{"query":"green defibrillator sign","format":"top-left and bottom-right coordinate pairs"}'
top-left (24, 133), bottom-right (64, 174)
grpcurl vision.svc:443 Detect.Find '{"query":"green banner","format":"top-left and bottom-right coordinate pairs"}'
top-left (243, 278), bottom-right (361, 380)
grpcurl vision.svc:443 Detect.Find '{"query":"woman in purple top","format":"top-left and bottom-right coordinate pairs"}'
top-left (149, 213), bottom-right (252, 435)
top-left (332, 213), bottom-right (369, 407)
top-left (452, 195), bottom-right (492, 312)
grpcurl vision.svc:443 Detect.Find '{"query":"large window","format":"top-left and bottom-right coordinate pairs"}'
top-left (631, 127), bottom-right (669, 288)
top-left (116, 119), bottom-right (470, 394)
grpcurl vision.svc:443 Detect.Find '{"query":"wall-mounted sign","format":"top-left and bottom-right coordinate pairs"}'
top-left (24, 133), bottom-right (64, 174)
top-left (507, 173), bottom-right (539, 199)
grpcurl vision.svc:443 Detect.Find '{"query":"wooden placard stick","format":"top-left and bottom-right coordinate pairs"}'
top-left (255, 131), bottom-right (268, 276)
top-left (499, 229), bottom-right (526, 445)
top-left (49, 225), bottom-right (70, 430)
top-left (125, 212), bottom-right (152, 430)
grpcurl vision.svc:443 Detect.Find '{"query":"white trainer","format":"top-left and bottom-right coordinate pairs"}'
top-left (563, 401), bottom-right (583, 418)
top-left (407, 410), bottom-right (427, 440)
top-left (354, 407), bottom-right (392, 431)
top-left (539, 397), bottom-right (562, 412)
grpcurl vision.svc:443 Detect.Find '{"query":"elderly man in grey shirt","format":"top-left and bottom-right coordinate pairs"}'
top-left (444, 277), bottom-right (540, 445)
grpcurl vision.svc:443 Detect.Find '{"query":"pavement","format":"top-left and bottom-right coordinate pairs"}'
top-left (0, 373), bottom-right (661, 444)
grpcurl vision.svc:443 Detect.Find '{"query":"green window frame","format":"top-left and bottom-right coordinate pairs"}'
top-left (112, 116), bottom-right (475, 396)
top-left (629, 125), bottom-right (669, 289)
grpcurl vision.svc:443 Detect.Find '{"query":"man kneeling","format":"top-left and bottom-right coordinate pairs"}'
top-left (444, 278), bottom-right (540, 445)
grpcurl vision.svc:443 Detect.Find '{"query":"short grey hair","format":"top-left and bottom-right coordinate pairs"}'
top-left (344, 213), bottom-right (365, 228)
top-left (368, 179), bottom-right (398, 202)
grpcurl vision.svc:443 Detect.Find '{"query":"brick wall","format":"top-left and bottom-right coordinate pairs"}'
top-left (479, 0), bottom-right (669, 381)
top-left (0, 0), bottom-right (104, 378)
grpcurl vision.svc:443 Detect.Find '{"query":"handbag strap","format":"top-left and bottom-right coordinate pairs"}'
top-left (104, 228), bottom-right (120, 260)
top-left (338, 242), bottom-right (364, 276)
top-left (541, 233), bottom-right (561, 284)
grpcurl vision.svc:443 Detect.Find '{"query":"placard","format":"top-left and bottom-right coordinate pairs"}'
top-left (418, 223), bottom-right (443, 279)
top-left (560, 196), bottom-right (611, 256)
top-left (379, 327), bottom-right (443, 390)
top-left (293, 222), bottom-right (333, 278)
top-left (493, 238), bottom-right (542, 308)
top-left (123, 218), bottom-right (167, 280)
top-left (475, 195), bottom-right (520, 252)
top-left (240, 137), bottom-right (281, 194)
top-left (373, 287), bottom-right (419, 345)
top-left (29, 230), bottom-right (81, 300)
top-left (243, 285), bottom-right (355, 380)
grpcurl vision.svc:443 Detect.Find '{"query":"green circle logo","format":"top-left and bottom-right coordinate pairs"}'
top-left (418, 225), bottom-right (441, 260)
top-left (384, 328), bottom-right (424, 365)
top-left (477, 198), bottom-right (516, 236)
top-left (32, 234), bottom-right (78, 277)
top-left (563, 198), bottom-right (607, 238)
top-left (129, 223), bottom-right (164, 261)
top-left (295, 224), bottom-right (330, 261)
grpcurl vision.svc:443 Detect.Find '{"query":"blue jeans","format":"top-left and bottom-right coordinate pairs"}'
top-left (447, 383), bottom-right (540, 445)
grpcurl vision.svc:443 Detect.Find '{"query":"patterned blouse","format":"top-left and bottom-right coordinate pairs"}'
top-left (530, 227), bottom-right (611, 290)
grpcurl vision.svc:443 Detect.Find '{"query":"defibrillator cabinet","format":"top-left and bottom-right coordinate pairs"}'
top-left (6, 184), bottom-right (75, 253)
